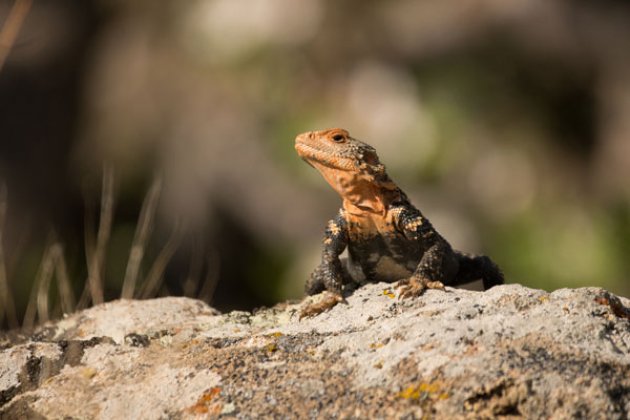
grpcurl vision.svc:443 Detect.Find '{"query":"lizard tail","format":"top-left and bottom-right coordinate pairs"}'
top-left (455, 252), bottom-right (505, 290)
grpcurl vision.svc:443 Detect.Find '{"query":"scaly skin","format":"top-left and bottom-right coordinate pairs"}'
top-left (295, 128), bottom-right (503, 309)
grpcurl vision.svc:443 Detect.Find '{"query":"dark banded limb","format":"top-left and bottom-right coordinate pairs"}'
top-left (394, 207), bottom-right (456, 297)
top-left (304, 211), bottom-right (349, 296)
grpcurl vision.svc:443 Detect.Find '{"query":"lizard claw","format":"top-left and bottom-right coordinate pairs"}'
top-left (396, 277), bottom-right (445, 298)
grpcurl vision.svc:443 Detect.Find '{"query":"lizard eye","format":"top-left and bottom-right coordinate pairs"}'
top-left (331, 134), bottom-right (345, 142)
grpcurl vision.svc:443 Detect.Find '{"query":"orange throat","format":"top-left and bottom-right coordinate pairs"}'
top-left (310, 162), bottom-right (389, 215)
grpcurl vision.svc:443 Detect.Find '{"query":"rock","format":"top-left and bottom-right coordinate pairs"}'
top-left (1, 284), bottom-right (629, 418)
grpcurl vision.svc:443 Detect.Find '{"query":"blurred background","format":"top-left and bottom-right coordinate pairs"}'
top-left (1, 0), bottom-right (629, 330)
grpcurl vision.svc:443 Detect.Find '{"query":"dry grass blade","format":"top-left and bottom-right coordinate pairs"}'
top-left (0, 0), bottom-right (32, 72)
top-left (121, 175), bottom-right (163, 299)
top-left (0, 182), bottom-right (18, 329)
top-left (182, 238), bottom-right (204, 298)
top-left (75, 286), bottom-right (90, 312)
top-left (54, 243), bottom-right (75, 314)
top-left (35, 243), bottom-right (58, 324)
top-left (198, 249), bottom-right (221, 304)
top-left (85, 164), bottom-right (114, 306)
top-left (139, 221), bottom-right (184, 299)
top-left (77, 191), bottom-right (96, 310)
top-left (22, 240), bottom-right (55, 328)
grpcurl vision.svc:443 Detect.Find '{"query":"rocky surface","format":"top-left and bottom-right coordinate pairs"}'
top-left (1, 284), bottom-right (630, 419)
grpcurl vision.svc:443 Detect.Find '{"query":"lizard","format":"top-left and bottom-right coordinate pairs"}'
top-left (295, 128), bottom-right (504, 314)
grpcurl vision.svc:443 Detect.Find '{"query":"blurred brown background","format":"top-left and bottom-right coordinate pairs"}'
top-left (1, 0), bottom-right (629, 330)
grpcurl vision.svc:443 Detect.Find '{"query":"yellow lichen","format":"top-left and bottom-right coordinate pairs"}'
top-left (80, 367), bottom-right (97, 379)
top-left (398, 385), bottom-right (421, 400)
top-left (397, 381), bottom-right (448, 401)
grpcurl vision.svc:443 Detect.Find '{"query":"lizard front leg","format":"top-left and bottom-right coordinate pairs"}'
top-left (301, 213), bottom-right (349, 318)
top-left (395, 209), bottom-right (455, 298)
top-left (305, 212), bottom-right (349, 295)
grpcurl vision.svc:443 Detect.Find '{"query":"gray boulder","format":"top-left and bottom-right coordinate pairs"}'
top-left (1, 284), bottom-right (629, 418)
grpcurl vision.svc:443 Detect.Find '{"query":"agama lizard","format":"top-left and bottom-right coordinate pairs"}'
top-left (295, 128), bottom-right (503, 309)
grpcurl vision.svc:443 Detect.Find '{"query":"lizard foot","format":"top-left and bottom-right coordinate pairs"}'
top-left (299, 291), bottom-right (345, 320)
top-left (396, 277), bottom-right (445, 298)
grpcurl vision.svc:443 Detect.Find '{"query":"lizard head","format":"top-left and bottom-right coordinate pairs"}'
top-left (295, 128), bottom-right (400, 213)
top-left (295, 128), bottom-right (384, 176)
